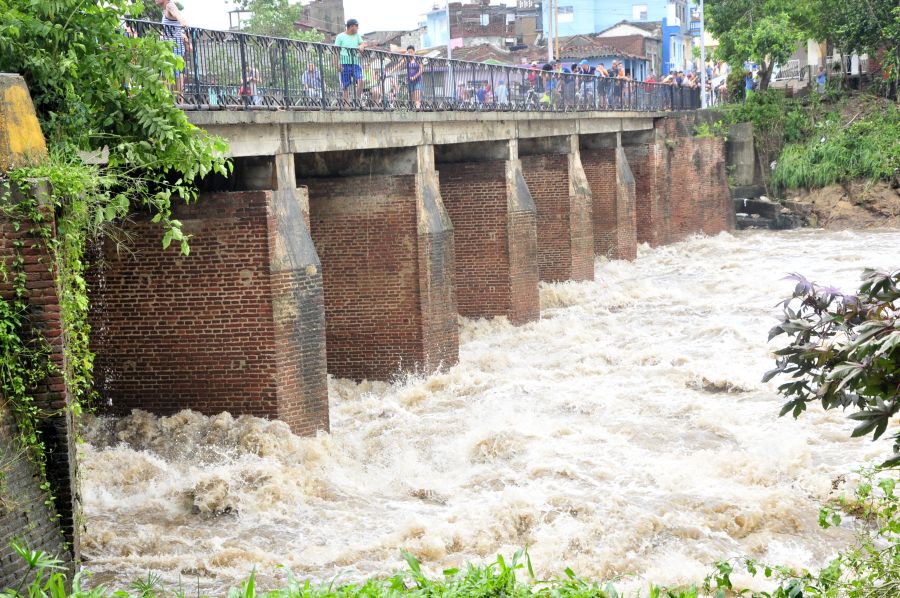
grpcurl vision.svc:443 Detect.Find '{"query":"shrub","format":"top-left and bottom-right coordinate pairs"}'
top-left (772, 104), bottom-right (900, 191)
top-left (764, 268), bottom-right (900, 467)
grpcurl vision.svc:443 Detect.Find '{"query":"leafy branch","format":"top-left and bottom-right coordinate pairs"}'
top-left (765, 268), bottom-right (900, 466)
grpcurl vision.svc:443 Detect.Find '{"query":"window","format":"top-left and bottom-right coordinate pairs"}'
top-left (558, 6), bottom-right (574, 23)
top-left (633, 4), bottom-right (648, 20)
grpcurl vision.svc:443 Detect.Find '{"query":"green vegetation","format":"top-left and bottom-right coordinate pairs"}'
top-left (765, 268), bottom-right (900, 466)
top-left (0, 155), bottom-right (134, 530)
top-left (706, 0), bottom-right (900, 94)
top-left (706, 0), bottom-right (806, 92)
top-left (235, 0), bottom-right (325, 41)
top-left (719, 89), bottom-right (900, 194)
top-left (0, 0), bottom-right (229, 250)
top-left (772, 103), bottom-right (900, 192)
top-left (0, 0), bottom-right (228, 513)
top-left (0, 186), bottom-right (57, 473)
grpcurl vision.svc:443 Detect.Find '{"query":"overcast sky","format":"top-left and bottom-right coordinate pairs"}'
top-left (181, 0), bottom-right (477, 34)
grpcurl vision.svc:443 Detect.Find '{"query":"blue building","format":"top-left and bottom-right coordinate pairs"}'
top-left (422, 7), bottom-right (450, 50)
top-left (543, 1), bottom-right (690, 74)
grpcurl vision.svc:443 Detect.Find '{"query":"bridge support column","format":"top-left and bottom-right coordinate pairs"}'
top-left (520, 135), bottom-right (594, 283)
top-left (581, 132), bottom-right (637, 261)
top-left (622, 128), bottom-right (665, 248)
top-left (90, 152), bottom-right (329, 435)
top-left (436, 140), bottom-right (539, 325)
top-left (298, 146), bottom-right (458, 381)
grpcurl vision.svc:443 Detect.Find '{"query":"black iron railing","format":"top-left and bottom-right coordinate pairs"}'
top-left (128, 20), bottom-right (701, 113)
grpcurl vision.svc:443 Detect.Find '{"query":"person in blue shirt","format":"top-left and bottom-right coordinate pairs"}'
top-left (816, 66), bottom-right (827, 93)
top-left (744, 71), bottom-right (754, 99)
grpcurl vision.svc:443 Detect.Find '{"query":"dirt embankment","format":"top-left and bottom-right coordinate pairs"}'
top-left (785, 182), bottom-right (900, 229)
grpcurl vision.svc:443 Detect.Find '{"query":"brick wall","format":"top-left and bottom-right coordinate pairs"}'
top-left (0, 410), bottom-right (68, 583)
top-left (0, 184), bottom-right (72, 574)
top-left (437, 160), bottom-right (539, 324)
top-left (624, 142), bottom-right (664, 248)
top-left (521, 153), bottom-right (594, 282)
top-left (662, 122), bottom-right (732, 242)
top-left (89, 190), bottom-right (329, 436)
top-left (581, 147), bottom-right (637, 261)
top-left (655, 115), bottom-right (732, 244)
top-left (302, 173), bottom-right (459, 381)
top-left (507, 163), bottom-right (540, 324)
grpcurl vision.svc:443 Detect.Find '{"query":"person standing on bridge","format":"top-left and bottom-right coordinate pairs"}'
top-left (335, 18), bottom-right (367, 105)
top-left (406, 45), bottom-right (424, 109)
top-left (156, 0), bottom-right (190, 100)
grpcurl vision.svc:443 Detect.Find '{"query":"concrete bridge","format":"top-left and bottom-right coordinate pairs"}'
top-left (88, 108), bottom-right (733, 436)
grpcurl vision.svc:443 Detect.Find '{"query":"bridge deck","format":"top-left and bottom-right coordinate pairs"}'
top-left (189, 109), bottom-right (666, 157)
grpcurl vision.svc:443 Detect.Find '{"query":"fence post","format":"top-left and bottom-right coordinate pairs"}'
top-left (317, 45), bottom-right (326, 110)
top-left (281, 42), bottom-right (289, 107)
top-left (238, 34), bottom-right (249, 109)
top-left (379, 52), bottom-right (387, 110)
top-left (191, 28), bottom-right (201, 109)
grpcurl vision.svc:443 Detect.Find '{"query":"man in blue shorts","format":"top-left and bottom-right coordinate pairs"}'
top-left (335, 18), bottom-right (367, 103)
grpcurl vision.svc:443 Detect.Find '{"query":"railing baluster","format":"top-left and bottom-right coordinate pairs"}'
top-left (281, 42), bottom-right (289, 108)
top-left (238, 34), bottom-right (248, 110)
top-left (317, 45), bottom-right (326, 110)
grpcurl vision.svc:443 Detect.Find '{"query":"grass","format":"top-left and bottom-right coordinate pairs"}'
top-left (771, 102), bottom-right (900, 193)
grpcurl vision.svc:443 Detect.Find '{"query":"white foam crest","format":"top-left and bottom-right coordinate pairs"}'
top-left (79, 229), bottom-right (900, 592)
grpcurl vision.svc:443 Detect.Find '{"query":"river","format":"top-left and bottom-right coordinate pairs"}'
top-left (79, 229), bottom-right (899, 593)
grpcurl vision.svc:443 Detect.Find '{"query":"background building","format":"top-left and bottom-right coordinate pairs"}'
top-left (296, 0), bottom-right (345, 38)
top-left (542, 1), bottom-right (689, 73)
top-left (596, 20), bottom-right (662, 76)
top-left (423, 2), bottom-right (519, 50)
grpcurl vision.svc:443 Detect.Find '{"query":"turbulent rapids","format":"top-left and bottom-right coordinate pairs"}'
top-left (79, 229), bottom-right (899, 592)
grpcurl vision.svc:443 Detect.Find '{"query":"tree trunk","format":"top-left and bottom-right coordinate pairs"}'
top-left (758, 61), bottom-right (773, 92)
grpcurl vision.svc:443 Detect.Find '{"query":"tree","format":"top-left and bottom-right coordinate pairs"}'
top-left (765, 269), bottom-right (900, 467)
top-left (0, 0), bottom-right (229, 251)
top-left (136, 0), bottom-right (183, 22)
top-left (235, 0), bottom-right (324, 42)
top-left (811, 0), bottom-right (900, 95)
top-left (705, 0), bottom-right (805, 92)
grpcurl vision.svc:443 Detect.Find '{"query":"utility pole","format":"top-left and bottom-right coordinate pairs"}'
top-left (699, 0), bottom-right (707, 108)
top-left (446, 2), bottom-right (452, 61)
top-left (547, 0), bottom-right (554, 62)
top-left (554, 0), bottom-right (559, 62)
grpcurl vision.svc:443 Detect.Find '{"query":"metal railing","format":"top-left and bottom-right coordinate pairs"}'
top-left (773, 59), bottom-right (801, 81)
top-left (128, 20), bottom-right (701, 113)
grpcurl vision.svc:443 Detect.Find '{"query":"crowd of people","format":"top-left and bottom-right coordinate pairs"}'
top-left (151, 10), bottom-right (701, 110)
